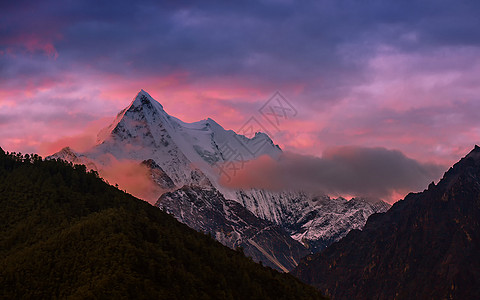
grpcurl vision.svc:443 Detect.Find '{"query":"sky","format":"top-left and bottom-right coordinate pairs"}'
top-left (1, 1), bottom-right (480, 201)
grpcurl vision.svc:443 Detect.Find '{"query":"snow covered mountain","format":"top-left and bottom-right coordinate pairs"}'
top-left (235, 189), bottom-right (390, 252)
top-left (50, 89), bottom-right (390, 269)
top-left (54, 90), bottom-right (280, 186)
top-left (157, 185), bottom-right (309, 271)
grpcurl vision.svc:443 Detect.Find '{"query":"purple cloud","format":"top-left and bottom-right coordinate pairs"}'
top-left (1, 0), bottom-right (480, 171)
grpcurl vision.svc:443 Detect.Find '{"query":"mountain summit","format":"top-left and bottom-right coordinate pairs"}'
top-left (57, 89), bottom-right (282, 188)
top-left (50, 90), bottom-right (306, 271)
top-left (50, 90), bottom-right (389, 271)
top-left (132, 89), bottom-right (162, 108)
top-left (292, 146), bottom-right (480, 299)
top-left (96, 89), bottom-right (165, 145)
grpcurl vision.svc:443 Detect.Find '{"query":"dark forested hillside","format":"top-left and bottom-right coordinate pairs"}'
top-left (0, 147), bottom-right (325, 299)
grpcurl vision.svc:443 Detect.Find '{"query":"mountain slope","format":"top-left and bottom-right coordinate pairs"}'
top-left (48, 91), bottom-right (308, 271)
top-left (157, 185), bottom-right (309, 271)
top-left (292, 146), bottom-right (480, 300)
top-left (49, 89), bottom-right (389, 268)
top-left (235, 190), bottom-right (390, 252)
top-left (0, 148), bottom-right (325, 299)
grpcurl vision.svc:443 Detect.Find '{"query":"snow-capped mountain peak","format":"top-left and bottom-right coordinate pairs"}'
top-left (77, 89), bottom-right (282, 188)
top-left (49, 89), bottom-right (391, 270)
top-left (132, 89), bottom-right (164, 110)
top-left (96, 89), bottom-right (167, 145)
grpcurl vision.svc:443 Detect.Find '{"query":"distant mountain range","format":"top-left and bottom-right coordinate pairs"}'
top-left (50, 90), bottom-right (390, 270)
top-left (292, 146), bottom-right (480, 299)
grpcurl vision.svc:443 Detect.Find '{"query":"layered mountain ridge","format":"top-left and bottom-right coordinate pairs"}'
top-left (50, 89), bottom-right (390, 270)
top-left (157, 185), bottom-right (309, 272)
top-left (235, 189), bottom-right (391, 252)
top-left (292, 146), bottom-right (480, 299)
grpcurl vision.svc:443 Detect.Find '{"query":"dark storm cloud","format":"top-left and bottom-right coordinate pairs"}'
top-left (221, 146), bottom-right (445, 201)
top-left (3, 0), bottom-right (480, 94)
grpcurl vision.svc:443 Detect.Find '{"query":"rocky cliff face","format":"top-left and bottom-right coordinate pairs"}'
top-left (292, 146), bottom-right (480, 300)
top-left (236, 189), bottom-right (390, 252)
top-left (157, 185), bottom-right (309, 272)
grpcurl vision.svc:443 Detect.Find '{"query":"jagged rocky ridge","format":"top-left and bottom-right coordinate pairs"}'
top-left (235, 189), bottom-right (390, 252)
top-left (292, 146), bottom-right (480, 299)
top-left (50, 89), bottom-right (390, 270)
top-left (157, 185), bottom-right (309, 271)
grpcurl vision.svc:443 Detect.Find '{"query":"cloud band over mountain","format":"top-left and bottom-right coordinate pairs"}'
top-left (220, 146), bottom-right (445, 202)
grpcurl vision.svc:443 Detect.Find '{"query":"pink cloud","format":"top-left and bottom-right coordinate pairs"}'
top-left (37, 117), bottom-right (113, 156)
top-left (2, 42), bottom-right (480, 173)
top-left (2, 34), bottom-right (59, 58)
top-left (99, 157), bottom-right (165, 204)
